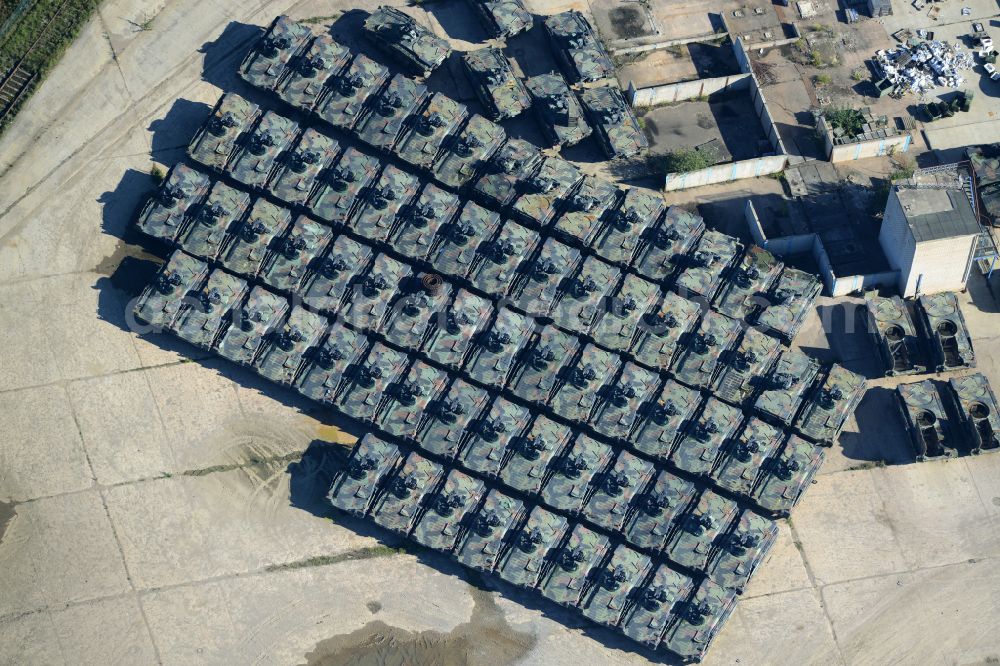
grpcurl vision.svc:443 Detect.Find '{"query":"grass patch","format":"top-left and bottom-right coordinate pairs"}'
top-left (182, 451), bottom-right (303, 477)
top-left (299, 14), bottom-right (342, 25)
top-left (265, 546), bottom-right (406, 572)
top-left (150, 165), bottom-right (164, 185)
top-left (813, 73), bottom-right (832, 85)
top-left (658, 147), bottom-right (718, 174)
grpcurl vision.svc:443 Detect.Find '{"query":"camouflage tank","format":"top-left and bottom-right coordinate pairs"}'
top-left (896, 380), bottom-right (959, 461)
top-left (228, 111), bottom-right (299, 191)
top-left (949, 373), bottom-right (1000, 455)
top-left (917, 291), bottom-right (976, 372)
top-left (215, 285), bottom-right (289, 366)
top-left (526, 73), bottom-right (592, 147)
top-left (753, 348), bottom-right (820, 426)
top-left (253, 306), bottom-right (328, 385)
top-left (552, 176), bottom-right (620, 247)
top-left (589, 362), bottom-right (660, 441)
top-left (674, 230), bottom-right (743, 304)
top-left (354, 74), bottom-right (428, 151)
top-left (136, 164), bottom-right (211, 243)
top-left (455, 397), bottom-right (532, 477)
top-left (633, 206), bottom-right (705, 283)
top-left (579, 85), bottom-right (648, 159)
top-left (423, 289), bottom-right (494, 369)
top-left (752, 267), bottom-right (821, 343)
top-left (540, 434), bottom-right (614, 514)
top-left (581, 450), bottom-right (655, 532)
top-left (315, 54), bottom-right (390, 132)
top-left (549, 344), bottom-right (621, 422)
top-left (796, 364), bottom-right (866, 446)
top-left (454, 489), bottom-right (525, 572)
top-left (468, 220), bottom-right (540, 296)
top-left (865, 292), bottom-right (927, 376)
top-left (171, 268), bottom-right (249, 349)
top-left (376, 360), bottom-right (448, 440)
top-left (299, 235), bottom-right (373, 315)
top-left (751, 434), bottom-right (825, 516)
top-left (472, 137), bottom-right (543, 208)
top-left (187, 93), bottom-right (259, 173)
top-left (579, 544), bottom-right (652, 627)
top-left (499, 415), bottom-right (572, 494)
top-left (462, 48), bottom-right (531, 121)
top-left (464, 307), bottom-right (535, 389)
top-left (327, 434), bottom-right (402, 516)
top-left (417, 377), bottom-right (490, 458)
top-left (620, 565), bottom-right (696, 648)
top-left (239, 16), bottom-right (313, 91)
top-left (711, 327), bottom-right (781, 407)
top-left (383, 273), bottom-right (453, 351)
top-left (671, 311), bottom-right (742, 390)
top-left (396, 93), bottom-right (469, 170)
top-left (671, 397), bottom-right (743, 477)
top-left (362, 6), bottom-right (452, 78)
top-left (267, 128), bottom-right (340, 208)
top-left (427, 201), bottom-right (501, 279)
top-left (177, 181), bottom-right (251, 261)
top-left (661, 577), bottom-right (738, 663)
top-left (468, 0), bottom-right (532, 38)
top-left (704, 511), bottom-right (779, 593)
top-left (622, 469), bottom-right (698, 552)
top-left (713, 246), bottom-right (783, 321)
top-left (592, 186), bottom-right (664, 266)
top-left (370, 451), bottom-right (445, 535)
top-left (133, 250), bottom-right (208, 329)
top-left (389, 183), bottom-right (461, 258)
top-left (337, 342), bottom-right (408, 423)
top-left (275, 34), bottom-right (352, 112)
top-left (543, 10), bottom-right (615, 83)
top-left (295, 323), bottom-right (367, 404)
top-left (664, 489), bottom-right (739, 570)
top-left (308, 147), bottom-right (380, 225)
top-left (342, 254), bottom-right (412, 333)
top-left (539, 523), bottom-right (610, 607)
top-left (507, 237), bottom-right (581, 317)
top-left (258, 216), bottom-right (333, 293)
top-left (510, 156), bottom-right (583, 227)
top-left (630, 291), bottom-right (701, 372)
top-left (218, 199), bottom-right (293, 278)
top-left (631, 379), bottom-right (702, 461)
top-left (589, 273), bottom-right (660, 354)
top-left (496, 505), bottom-right (569, 588)
top-left (349, 164), bottom-right (420, 243)
top-left (551, 255), bottom-right (620, 331)
top-left (411, 469), bottom-right (486, 552)
top-left (710, 417), bottom-right (782, 499)
top-left (967, 144), bottom-right (1000, 226)
top-left (432, 115), bottom-right (507, 189)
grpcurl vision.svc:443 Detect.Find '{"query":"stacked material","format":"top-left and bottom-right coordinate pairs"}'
top-left (874, 40), bottom-right (975, 95)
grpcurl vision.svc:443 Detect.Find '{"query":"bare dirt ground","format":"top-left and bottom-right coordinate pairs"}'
top-left (1, 0), bottom-right (1000, 664)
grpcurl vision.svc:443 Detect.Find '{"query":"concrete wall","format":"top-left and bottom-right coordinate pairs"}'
top-left (664, 154), bottom-right (788, 191)
top-left (609, 33), bottom-right (722, 56)
top-left (733, 38), bottom-right (786, 155)
top-left (628, 74), bottom-right (750, 107)
top-left (818, 115), bottom-right (913, 162)
top-left (904, 235), bottom-right (978, 296)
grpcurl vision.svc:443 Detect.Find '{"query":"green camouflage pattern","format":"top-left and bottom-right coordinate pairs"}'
top-left (389, 183), bottom-right (461, 257)
top-left (579, 85), bottom-right (648, 159)
top-left (540, 434), bottom-right (614, 514)
top-left (187, 93), bottom-right (259, 173)
top-left (454, 489), bottom-right (525, 572)
top-left (579, 544), bottom-right (652, 626)
top-left (712, 327), bottom-right (780, 406)
top-left (316, 54), bottom-right (390, 131)
top-left (456, 397), bottom-right (531, 477)
top-left (917, 291), bottom-right (976, 371)
top-left (136, 164), bottom-right (211, 243)
top-left (376, 360), bottom-right (448, 440)
top-left (355, 73), bottom-right (428, 150)
top-left (239, 16), bottom-right (313, 91)
top-left (510, 156), bottom-right (583, 226)
top-left (949, 373), bottom-right (1000, 454)
top-left (753, 348), bottom-right (820, 425)
top-left (216, 285), bottom-right (289, 366)
top-left (472, 137), bottom-right (543, 207)
top-left (350, 164), bottom-right (420, 242)
top-left (229, 111), bottom-right (299, 190)
top-left (671, 397), bottom-right (743, 476)
top-left (539, 523), bottom-right (610, 607)
top-left (253, 305), bottom-right (327, 384)
top-left (710, 417), bottom-right (782, 498)
top-left (620, 564), bottom-right (695, 647)
top-left (218, 199), bottom-right (293, 277)
top-left (630, 291), bottom-right (701, 371)
top-left (469, 0), bottom-right (532, 38)
top-left (796, 364), bottom-right (866, 445)
top-left (178, 181), bottom-right (251, 261)
top-left (496, 505), bottom-right (569, 588)
top-left (397, 93), bottom-right (469, 169)
top-left (671, 311), bottom-right (742, 389)
top-left (589, 273), bottom-right (660, 353)
top-left (469, 220), bottom-right (539, 296)
top-left (592, 186), bottom-right (663, 265)
top-left (661, 577), bottom-right (738, 663)
top-left (664, 489), bottom-right (738, 570)
top-left (423, 289), bottom-right (493, 368)
top-left (327, 433), bottom-right (402, 516)
top-left (276, 34), bottom-right (352, 111)
top-left (363, 6), bottom-right (452, 77)
top-left (713, 245), bottom-right (782, 321)
top-left (896, 380), bottom-right (958, 461)
top-left (704, 510), bottom-right (779, 592)
top-left (550, 344), bottom-right (620, 422)
top-left (752, 267), bottom-right (821, 343)
top-left (551, 254), bottom-right (620, 330)
top-left (295, 323), bottom-right (367, 404)
top-left (634, 206), bottom-right (705, 282)
top-left (383, 273), bottom-right (453, 350)
top-left (499, 415), bottom-right (571, 494)
top-left (590, 361), bottom-right (660, 441)
top-left (337, 342), bottom-right (408, 423)
top-left (432, 115), bottom-right (507, 189)
top-left (751, 434), bottom-right (825, 515)
top-left (582, 450), bottom-right (655, 532)
top-left (509, 237), bottom-right (581, 317)
top-left (631, 379), bottom-right (702, 460)
top-left (674, 230), bottom-right (743, 303)
top-left (268, 128), bottom-right (340, 208)
top-left (370, 451), bottom-right (445, 535)
top-left (465, 307), bottom-right (535, 389)
top-left (133, 250), bottom-right (208, 329)
top-left (171, 268), bottom-right (248, 349)
top-left (526, 72), bottom-right (592, 147)
top-left (343, 254), bottom-right (412, 333)
top-left (543, 10), bottom-right (615, 83)
top-left (417, 377), bottom-right (490, 457)
top-left (258, 216), bottom-right (333, 293)
top-left (552, 175), bottom-right (620, 246)
top-left (427, 201), bottom-right (501, 278)
top-left (462, 47), bottom-right (531, 120)
top-left (411, 469), bottom-right (486, 551)
top-left (623, 469), bottom-right (698, 552)
top-left (299, 235), bottom-right (373, 314)
top-left (308, 147), bottom-right (380, 225)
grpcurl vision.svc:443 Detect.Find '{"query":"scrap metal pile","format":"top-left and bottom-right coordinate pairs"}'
top-left (127, 13), bottom-right (854, 663)
top-left (874, 40), bottom-right (975, 96)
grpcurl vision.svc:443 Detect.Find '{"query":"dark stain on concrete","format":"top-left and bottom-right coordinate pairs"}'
top-left (0, 500), bottom-right (17, 543)
top-left (366, 601), bottom-right (382, 614)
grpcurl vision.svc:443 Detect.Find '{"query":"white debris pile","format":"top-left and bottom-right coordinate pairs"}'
top-left (874, 40), bottom-right (975, 95)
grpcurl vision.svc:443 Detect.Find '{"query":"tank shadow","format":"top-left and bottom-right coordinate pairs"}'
top-left (422, 0), bottom-right (491, 43)
top-left (836, 386), bottom-right (915, 465)
top-left (148, 99), bottom-right (212, 164)
top-left (199, 20), bottom-right (264, 93)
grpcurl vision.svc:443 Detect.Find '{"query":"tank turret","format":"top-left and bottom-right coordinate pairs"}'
top-left (171, 268), bottom-right (249, 349)
top-left (276, 34), bottom-right (352, 111)
top-left (215, 285), bottom-right (289, 366)
top-left (267, 128), bottom-right (340, 208)
top-left (315, 54), bottom-right (390, 131)
top-left (187, 93), bottom-right (259, 173)
top-left (671, 311), bottom-right (742, 389)
top-left (253, 306), bottom-right (328, 385)
top-left (582, 450), bottom-right (655, 532)
top-left (397, 93), bottom-right (469, 170)
top-left (541, 435), bottom-right (614, 514)
top-left (423, 289), bottom-right (494, 369)
top-left (796, 364), bottom-right (866, 445)
top-left (526, 73), bottom-right (592, 147)
top-left (579, 545), bottom-right (652, 626)
top-left (307, 147), bottom-right (380, 225)
top-left (454, 489), bottom-right (525, 572)
top-left (417, 377), bottom-right (490, 458)
top-left (411, 469), bottom-right (486, 552)
top-left (462, 47), bottom-right (531, 120)
top-left (539, 523), bottom-right (610, 607)
top-left (342, 254), bottom-right (412, 333)
top-left (590, 362), bottom-right (660, 441)
top-left (299, 235), bottom-right (373, 315)
top-left (589, 273), bottom-right (660, 354)
top-left (327, 434), bottom-right (403, 516)
top-left (671, 397), bottom-right (743, 477)
top-left (550, 254), bottom-right (620, 331)
top-left (295, 323), bottom-right (367, 404)
top-left (257, 216), bottom-right (333, 293)
top-left (136, 164), bottom-right (212, 243)
top-left (228, 111), bottom-right (300, 190)
top-left (472, 138), bottom-right (543, 208)
top-left (375, 360), bottom-right (448, 440)
top-left (543, 10), bottom-right (615, 83)
top-left (177, 181), bottom-right (251, 261)
top-left (362, 6), bottom-right (452, 77)
top-left (133, 250), bottom-right (209, 330)
top-left (370, 452), bottom-right (445, 535)
top-left (712, 327), bottom-right (781, 407)
top-left (496, 505), bottom-right (569, 588)
top-left (631, 379), bottom-right (702, 461)
top-left (499, 415), bottom-right (572, 495)
top-left (751, 434), bottom-right (825, 516)
top-left (456, 397), bottom-right (532, 477)
top-left (511, 156), bottom-right (583, 227)
top-left (336, 342), bottom-right (408, 423)
top-left (592, 186), bottom-right (664, 265)
top-left (427, 201), bottom-right (501, 279)
top-left (432, 115), bottom-right (507, 189)
top-left (633, 206), bottom-right (705, 283)
top-left (753, 348), bottom-right (821, 426)
top-left (355, 73), bottom-right (428, 150)
top-left (350, 164), bottom-right (420, 243)
top-left (579, 85), bottom-right (648, 159)
top-left (713, 245), bottom-right (783, 321)
top-left (239, 16), bottom-right (312, 91)
top-left (465, 307), bottom-right (535, 390)
top-left (752, 267), bottom-right (821, 343)
top-left (674, 230), bottom-right (743, 304)
top-left (623, 469), bottom-right (698, 552)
